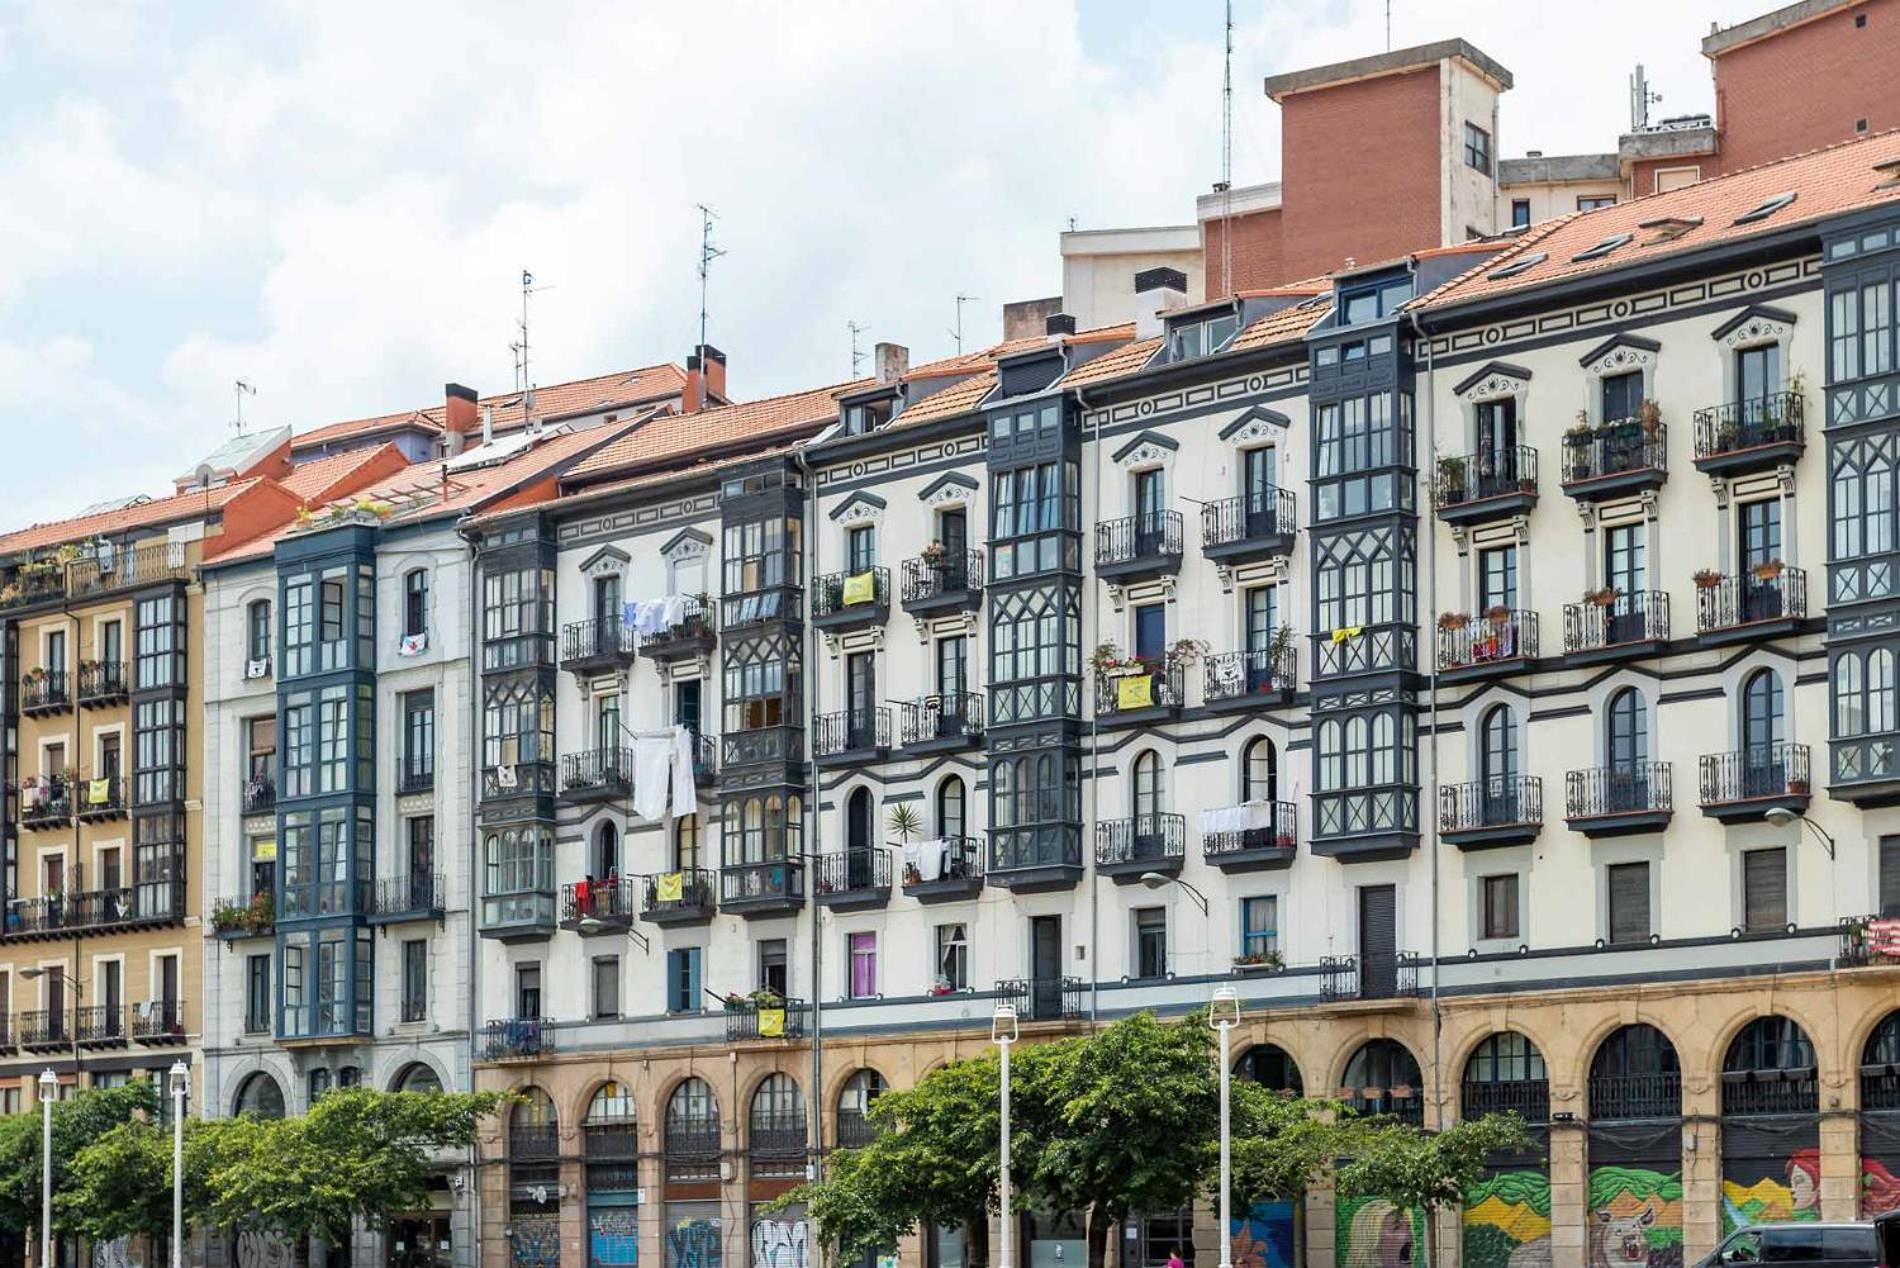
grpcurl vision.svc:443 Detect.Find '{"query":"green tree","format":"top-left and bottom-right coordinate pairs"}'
top-left (59, 1115), bottom-right (215, 1243)
top-left (1223, 1085), bottom-right (1363, 1211)
top-left (0, 1081), bottom-right (159, 1240)
top-left (1333, 1114), bottom-right (1535, 1268)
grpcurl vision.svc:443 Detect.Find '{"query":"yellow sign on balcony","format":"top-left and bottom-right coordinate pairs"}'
top-left (1115, 674), bottom-right (1153, 710)
top-left (759, 1007), bottom-right (786, 1037)
top-left (842, 571), bottom-right (876, 606)
top-left (1330, 625), bottom-right (1363, 643)
top-left (86, 779), bottom-right (110, 805)
top-left (655, 872), bottom-right (684, 902)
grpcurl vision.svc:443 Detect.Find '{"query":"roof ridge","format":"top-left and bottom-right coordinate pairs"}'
top-left (1602, 126), bottom-right (1900, 220)
top-left (1409, 214), bottom-right (1580, 310)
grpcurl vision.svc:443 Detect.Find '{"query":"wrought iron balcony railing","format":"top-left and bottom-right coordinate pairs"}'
top-left (1563, 590), bottom-right (1669, 654)
top-left (1095, 511), bottom-right (1184, 568)
top-left (1438, 609), bottom-right (1537, 670)
top-left (1589, 1072), bottom-right (1682, 1121)
top-left (1434, 445), bottom-right (1538, 509)
top-left (814, 708), bottom-right (890, 757)
top-left (1693, 392), bottom-right (1805, 461)
top-left (812, 849), bottom-right (890, 899)
top-left (1565, 763), bottom-right (1673, 819)
top-left (483, 1017), bottom-right (551, 1061)
top-left (899, 692), bottom-right (983, 745)
top-left (901, 553), bottom-right (983, 604)
top-left (996, 977), bottom-right (1084, 1022)
top-left (1200, 489), bottom-right (1296, 549)
top-left (1699, 744), bottom-right (1810, 805)
top-left (1095, 660), bottom-right (1183, 715)
top-left (561, 616), bottom-right (637, 665)
top-left (1202, 647), bottom-right (1297, 702)
top-left (1094, 814), bottom-right (1186, 869)
top-left (20, 671), bottom-right (69, 713)
top-left (1695, 569), bottom-right (1807, 633)
top-left (77, 661), bottom-right (127, 704)
top-left (813, 568), bottom-right (890, 618)
top-left (1560, 421), bottom-right (1666, 486)
top-left (1439, 776), bottom-right (1543, 832)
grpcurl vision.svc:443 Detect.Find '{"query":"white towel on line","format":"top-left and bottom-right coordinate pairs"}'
top-left (631, 725), bottom-right (699, 820)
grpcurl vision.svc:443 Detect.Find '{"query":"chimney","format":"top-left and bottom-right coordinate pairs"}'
top-left (1045, 313), bottom-right (1077, 338)
top-left (482, 405), bottom-right (495, 447)
top-left (1133, 267), bottom-right (1189, 340)
top-left (686, 345), bottom-right (728, 412)
top-left (443, 383), bottom-right (479, 457)
top-left (874, 342), bottom-right (909, 385)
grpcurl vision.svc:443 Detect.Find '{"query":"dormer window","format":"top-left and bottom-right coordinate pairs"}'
top-left (1338, 277), bottom-right (1413, 326)
top-left (1487, 252), bottom-right (1546, 281)
top-left (841, 397), bottom-right (895, 437)
top-left (1571, 233), bottom-right (1633, 263)
top-left (1167, 313), bottom-right (1239, 362)
top-left (1733, 191), bottom-right (1797, 226)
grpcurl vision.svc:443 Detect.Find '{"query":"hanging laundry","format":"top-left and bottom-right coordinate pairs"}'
top-left (398, 631), bottom-right (428, 657)
top-left (916, 838), bottom-right (947, 883)
top-left (658, 593), bottom-right (687, 630)
top-left (631, 733), bottom-right (675, 820)
top-left (621, 599), bottom-right (668, 638)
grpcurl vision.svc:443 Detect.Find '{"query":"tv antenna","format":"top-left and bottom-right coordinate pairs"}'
top-left (233, 379), bottom-right (257, 435)
top-left (697, 204), bottom-right (725, 354)
top-left (949, 294), bottom-right (978, 355)
top-left (511, 269), bottom-right (554, 431)
top-left (848, 321), bottom-right (867, 378)
top-left (1220, 0), bottom-right (1234, 294)
top-left (1629, 64), bottom-right (1663, 131)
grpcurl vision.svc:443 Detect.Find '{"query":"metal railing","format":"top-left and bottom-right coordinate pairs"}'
top-left (77, 662), bottom-right (127, 703)
top-left (1590, 1072), bottom-right (1682, 1121)
top-left (211, 892), bottom-right (275, 937)
top-left (1561, 421), bottom-right (1666, 484)
top-left (725, 998), bottom-right (810, 1041)
top-left (21, 774), bottom-right (74, 828)
top-left (1440, 777), bottom-right (1544, 831)
top-left (997, 977), bottom-right (1084, 1022)
top-left (1462, 1078), bottom-right (1550, 1122)
top-left (7, 876), bottom-right (189, 937)
top-left (1319, 953), bottom-right (1421, 1002)
top-left (1693, 392), bottom-right (1805, 459)
top-left (561, 747), bottom-right (633, 796)
top-left (1434, 445), bottom-right (1538, 508)
top-left (899, 692), bottom-right (983, 744)
top-left (562, 878), bottom-right (636, 925)
top-left (132, 999), bottom-right (186, 1043)
top-left (1438, 609), bottom-right (1538, 669)
top-left (561, 616), bottom-right (637, 663)
top-left (640, 597), bottom-right (717, 653)
top-left (242, 776), bottom-right (276, 814)
top-left (719, 860), bottom-right (806, 905)
top-left (691, 730), bottom-right (718, 781)
top-left (643, 868), bottom-right (716, 917)
top-left (1695, 569), bottom-right (1807, 631)
top-left (1563, 590), bottom-right (1669, 652)
top-left (483, 1017), bottom-right (551, 1061)
top-left (835, 1109), bottom-right (878, 1150)
top-left (19, 1011), bottom-right (65, 1049)
top-left (901, 552), bottom-right (983, 603)
top-left (373, 873), bottom-right (444, 918)
top-left (1200, 489), bottom-right (1296, 547)
top-left (813, 850), bottom-right (890, 898)
top-left (901, 837), bottom-right (984, 886)
top-left (509, 1122), bottom-right (562, 1160)
top-left (1699, 744), bottom-right (1810, 804)
top-left (814, 708), bottom-right (890, 756)
top-left (76, 1004), bottom-right (125, 1046)
top-left (813, 568), bottom-right (890, 617)
top-left (67, 541), bottom-right (192, 598)
top-left (1566, 763), bottom-right (1673, 818)
top-left (1202, 803), bottom-right (1298, 858)
top-left (1203, 646), bottom-right (1297, 701)
top-left (0, 567), bottom-right (67, 610)
top-left (1720, 1069), bottom-right (1818, 1116)
top-left (1095, 660), bottom-right (1184, 714)
top-left (20, 672), bottom-right (69, 712)
top-left (1095, 814), bottom-right (1186, 868)
top-left (398, 765), bottom-right (435, 795)
top-left (74, 775), bottom-right (126, 819)
top-left (1095, 511), bottom-right (1183, 567)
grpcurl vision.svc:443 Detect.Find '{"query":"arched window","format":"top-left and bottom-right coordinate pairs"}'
top-left (674, 814), bottom-right (700, 870)
top-left (1462, 1032), bottom-right (1549, 1121)
top-left (1234, 1044), bottom-right (1303, 1095)
top-left (665, 1078), bottom-right (720, 1181)
top-left (847, 788), bottom-right (873, 853)
top-left (937, 776), bottom-right (966, 840)
top-left (393, 1062), bottom-right (442, 1094)
top-left (247, 599), bottom-right (272, 663)
top-left (1838, 654), bottom-right (1867, 736)
top-left (1875, 649), bottom-right (1897, 733)
top-left (233, 1072), bottom-right (285, 1119)
top-left (594, 821), bottom-right (619, 880)
top-left (1590, 1023), bottom-right (1682, 1120)
top-left (1607, 688), bottom-right (1648, 769)
top-left (749, 1074), bottom-right (808, 1175)
top-left (1132, 750), bottom-right (1164, 822)
top-left (1241, 738), bottom-right (1277, 803)
top-left (1742, 669), bottom-right (1785, 753)
top-left (1341, 1039), bottom-right (1423, 1125)
top-left (1722, 1016), bottom-right (1818, 1115)
top-left (837, 1069), bottom-right (888, 1149)
top-left (1317, 719), bottom-right (1343, 790)
top-left (511, 1088), bottom-right (559, 1160)
top-left (1863, 1012), bottom-right (1900, 1111)
top-left (1481, 706), bottom-right (1519, 783)
top-left (583, 1081), bottom-right (638, 1161)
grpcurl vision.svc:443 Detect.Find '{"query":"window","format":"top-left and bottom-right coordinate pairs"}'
top-left (1481, 874), bottom-right (1520, 940)
top-left (1167, 312), bottom-right (1239, 361)
top-left (1742, 847), bottom-right (1788, 932)
top-left (1733, 191), bottom-right (1797, 226)
top-left (1832, 276), bottom-right (1896, 384)
top-left (1241, 737), bottom-right (1276, 803)
top-left (591, 956), bottom-right (620, 1020)
top-left (1607, 688), bottom-right (1649, 769)
top-left (758, 939), bottom-right (788, 997)
top-left (1479, 545), bottom-right (1518, 609)
top-left (1571, 233), bottom-right (1633, 263)
top-left (1577, 195), bottom-right (1617, 212)
top-left (1607, 862), bottom-right (1651, 944)
top-left (1241, 896), bottom-right (1277, 959)
top-left (1738, 341), bottom-right (1783, 407)
top-left (403, 570), bottom-right (429, 639)
top-left (1132, 749), bottom-right (1165, 823)
top-left (1486, 251), bottom-right (1547, 281)
top-left (283, 578), bottom-right (312, 676)
top-left (937, 776), bottom-right (966, 840)
top-left (403, 690), bottom-right (435, 785)
top-left (1510, 199), bottom-right (1530, 228)
top-left (248, 600), bottom-right (272, 663)
top-left (1882, 838), bottom-right (1900, 917)
top-left (319, 575), bottom-right (345, 645)
top-left (848, 932), bottom-right (877, 999)
top-left (936, 924), bottom-right (968, 991)
top-left (675, 814), bottom-right (701, 871)
top-left (1836, 647), bottom-right (1897, 736)
top-left (400, 940), bottom-right (426, 1023)
top-left (1134, 907), bottom-right (1167, 979)
top-left (1338, 280), bottom-right (1413, 327)
top-left (846, 524), bottom-right (876, 574)
top-left (1463, 122), bottom-right (1491, 174)
top-left (666, 948), bottom-right (701, 1014)
top-left (515, 964), bottom-right (541, 1019)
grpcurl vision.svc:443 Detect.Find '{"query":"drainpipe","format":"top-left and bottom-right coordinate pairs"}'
top-left (1407, 293), bottom-right (1444, 1129)
top-left (1076, 385), bottom-right (1100, 1025)
top-left (454, 517), bottom-right (484, 1268)
top-left (792, 446), bottom-right (824, 1181)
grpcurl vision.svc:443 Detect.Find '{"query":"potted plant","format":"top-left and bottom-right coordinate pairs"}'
top-left (1090, 641), bottom-right (1138, 677)
top-left (1693, 568), bottom-right (1723, 590)
top-left (1753, 558), bottom-right (1785, 582)
top-left (211, 900), bottom-right (250, 934)
top-left (1483, 604), bottom-right (1512, 625)
top-left (1587, 587), bottom-right (1619, 608)
top-left (1165, 637), bottom-right (1210, 670)
top-left (886, 803), bottom-right (921, 847)
top-left (1268, 624), bottom-right (1296, 671)
top-left (919, 540), bottom-right (948, 567)
top-left (1437, 611), bottom-right (1469, 631)
top-left (1637, 398), bottom-right (1663, 435)
top-left (1233, 950), bottom-right (1285, 972)
top-left (1436, 455), bottom-right (1468, 503)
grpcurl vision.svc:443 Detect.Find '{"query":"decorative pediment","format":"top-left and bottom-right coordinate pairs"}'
top-left (918, 472), bottom-right (978, 508)
top-left (829, 491), bottom-right (886, 525)
top-left (658, 528), bottom-right (711, 562)
top-left (1451, 361), bottom-right (1532, 401)
top-left (578, 545), bottom-right (630, 579)
top-left (1111, 430), bottom-right (1178, 472)
top-left (1218, 406), bottom-right (1291, 447)
top-left (1578, 334), bottom-right (1661, 379)
top-left (1711, 304), bottom-right (1797, 350)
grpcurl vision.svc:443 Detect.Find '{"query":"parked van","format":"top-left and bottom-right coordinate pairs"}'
top-left (1695, 1214), bottom-right (1900, 1267)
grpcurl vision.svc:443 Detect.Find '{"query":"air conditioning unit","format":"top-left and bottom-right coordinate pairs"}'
top-left (243, 659), bottom-right (270, 680)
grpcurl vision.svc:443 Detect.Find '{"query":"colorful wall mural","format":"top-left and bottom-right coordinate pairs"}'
top-left (1585, 1166), bottom-right (1683, 1268)
top-left (1719, 1122), bottom-right (1821, 1235)
top-left (1860, 1111), bottom-right (1900, 1218)
top-left (1228, 1200), bottom-right (1297, 1268)
top-left (1335, 1195), bottom-right (1424, 1268)
top-left (1463, 1168), bottom-right (1552, 1268)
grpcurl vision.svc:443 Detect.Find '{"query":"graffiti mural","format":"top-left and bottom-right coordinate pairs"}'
top-left (1720, 1123), bottom-right (1821, 1235)
top-left (666, 1217), bottom-right (722, 1268)
top-left (233, 1228), bottom-right (296, 1268)
top-left (590, 1209), bottom-right (639, 1268)
top-left (1228, 1200), bottom-right (1296, 1268)
top-left (751, 1219), bottom-right (809, 1268)
top-left (1588, 1118), bottom-right (1685, 1268)
top-left (1861, 1110), bottom-right (1900, 1217)
top-left (1335, 1196), bottom-right (1424, 1268)
top-left (1463, 1169), bottom-right (1551, 1268)
top-left (90, 1238), bottom-right (138, 1268)
top-left (511, 1217), bottom-right (563, 1268)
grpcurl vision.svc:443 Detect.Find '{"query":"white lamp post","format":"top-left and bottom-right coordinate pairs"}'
top-left (169, 1061), bottom-right (188, 1268)
top-left (992, 1002), bottom-right (1020, 1268)
top-left (38, 1068), bottom-right (57, 1268)
top-left (1210, 987), bottom-right (1243, 1268)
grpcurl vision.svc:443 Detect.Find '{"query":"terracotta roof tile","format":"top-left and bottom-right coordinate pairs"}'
top-left (278, 443), bottom-right (409, 501)
top-left (0, 479), bottom-right (265, 557)
top-left (566, 380), bottom-right (868, 483)
top-left (1420, 129), bottom-right (1900, 311)
top-left (476, 363), bottom-right (688, 431)
top-left (1058, 338), bottom-right (1164, 389)
top-left (291, 408), bottom-right (443, 451)
top-left (892, 370), bottom-right (998, 426)
top-left (1227, 299), bottom-right (1334, 351)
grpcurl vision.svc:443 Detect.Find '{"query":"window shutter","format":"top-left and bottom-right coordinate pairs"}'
top-left (1744, 848), bottom-right (1788, 931)
top-left (1881, 838), bottom-right (1900, 917)
top-left (1608, 863), bottom-right (1650, 943)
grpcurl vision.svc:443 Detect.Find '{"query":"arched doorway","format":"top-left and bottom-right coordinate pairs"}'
top-left (836, 1069), bottom-right (887, 1149)
top-left (1859, 1012), bottom-right (1900, 1217)
top-left (1586, 1023), bottom-right (1682, 1261)
top-left (663, 1079), bottom-right (722, 1268)
top-left (1461, 1033), bottom-right (1551, 1268)
top-left (1720, 1016), bottom-right (1819, 1236)
top-left (508, 1090), bottom-right (561, 1268)
top-left (845, 788), bottom-right (875, 890)
top-left (583, 1083), bottom-right (638, 1268)
top-left (749, 1076), bottom-right (810, 1268)
top-left (233, 1072), bottom-right (286, 1119)
top-left (1234, 1043), bottom-right (1303, 1095)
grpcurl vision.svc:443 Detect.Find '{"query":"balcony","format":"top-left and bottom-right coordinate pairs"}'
top-left (369, 873), bottom-right (445, 925)
top-left (724, 997), bottom-right (810, 1042)
top-left (1095, 660), bottom-right (1184, 727)
top-left (20, 1011), bottom-right (66, 1053)
top-left (1693, 392), bottom-right (1805, 476)
top-left (987, 829), bottom-right (1084, 892)
top-left (691, 730), bottom-right (718, 784)
top-left (1830, 731), bottom-right (1900, 807)
top-left (1434, 446), bottom-right (1539, 526)
top-left (478, 888), bottom-right (556, 943)
top-left (67, 540), bottom-right (192, 599)
top-left (131, 999), bottom-right (187, 1045)
top-left (0, 566), bottom-right (67, 611)
top-left (1589, 1072), bottom-right (1681, 1121)
top-left (0, 1017), bottom-right (18, 1054)
top-left (1437, 610), bottom-right (1538, 684)
top-left (1095, 511), bottom-right (1183, 583)
top-left (1320, 953), bottom-right (1422, 1004)
top-left (1564, 763), bottom-right (1674, 838)
top-left (642, 868), bottom-right (717, 926)
top-left (242, 775), bottom-right (276, 816)
top-left (482, 1017), bottom-right (551, 1061)
top-left (559, 748), bottom-right (633, 805)
top-left (1202, 645), bottom-right (1297, 711)
top-left (74, 775), bottom-right (127, 822)
top-left (1721, 1070), bottom-right (1818, 1117)
top-left (76, 1004), bottom-right (126, 1049)
top-left (1202, 802), bottom-right (1298, 872)
top-left (640, 598), bottom-right (717, 662)
top-left (813, 568), bottom-right (890, 633)
top-left (481, 760), bottom-right (555, 805)
top-left (6, 874), bottom-right (189, 941)
top-left (398, 765), bottom-right (435, 796)
top-left (211, 892), bottom-right (275, 940)
top-left (1562, 591), bottom-right (1669, 665)
top-left (815, 709), bottom-right (890, 767)
top-left (76, 662), bottom-right (128, 708)
top-left (561, 616), bottom-right (638, 675)
top-left (813, 849), bottom-right (891, 911)
top-left (1694, 568), bottom-right (1806, 647)
top-left (1311, 785), bottom-right (1419, 863)
top-left (20, 671), bottom-right (70, 717)
top-left (721, 725), bottom-right (804, 777)
top-left (1559, 420), bottom-right (1667, 501)
top-left (901, 837), bottom-right (984, 902)
top-left (719, 859), bottom-right (806, 917)
top-left (1698, 744), bottom-right (1812, 823)
top-left (560, 878), bottom-right (636, 934)
top-left (1200, 490), bottom-right (1296, 565)
top-left (899, 692), bottom-right (983, 754)
top-left (997, 976), bottom-right (1085, 1023)
top-left (901, 552), bottom-right (983, 616)
top-left (1439, 777), bottom-right (1543, 850)
top-left (1095, 814), bottom-right (1186, 880)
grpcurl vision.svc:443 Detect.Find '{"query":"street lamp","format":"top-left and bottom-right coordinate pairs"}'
top-left (1765, 805), bottom-right (1837, 858)
top-left (992, 1002), bottom-right (1019, 1268)
top-left (168, 1061), bottom-right (188, 1268)
top-left (1138, 872), bottom-right (1210, 915)
top-left (38, 1068), bottom-right (56, 1268)
top-left (1209, 988), bottom-right (1243, 1268)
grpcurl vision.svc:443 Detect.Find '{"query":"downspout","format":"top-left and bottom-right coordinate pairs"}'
top-left (1406, 294), bottom-right (1444, 1133)
top-left (1076, 385), bottom-right (1100, 1025)
top-left (455, 517), bottom-right (484, 1268)
top-left (793, 446), bottom-right (824, 1181)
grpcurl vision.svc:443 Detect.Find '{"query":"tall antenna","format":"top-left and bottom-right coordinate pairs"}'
top-left (511, 269), bottom-right (539, 432)
top-left (696, 204), bottom-right (725, 353)
top-left (233, 379), bottom-right (257, 435)
top-left (1220, 0), bottom-right (1234, 296)
top-left (949, 294), bottom-right (978, 355)
top-left (1385, 0), bottom-right (1392, 51)
top-left (848, 321), bottom-right (867, 378)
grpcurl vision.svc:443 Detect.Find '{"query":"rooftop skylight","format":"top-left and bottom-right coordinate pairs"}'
top-left (1571, 233), bottom-right (1634, 263)
top-left (1486, 251), bottom-right (1547, 281)
top-left (1733, 191), bottom-right (1797, 225)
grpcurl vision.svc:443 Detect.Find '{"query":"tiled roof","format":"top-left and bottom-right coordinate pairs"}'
top-left (566, 380), bottom-right (869, 483)
top-left (291, 407), bottom-right (443, 451)
top-left (1418, 129), bottom-right (1900, 311)
top-left (278, 443), bottom-right (408, 501)
top-left (0, 479), bottom-right (265, 557)
top-left (476, 363), bottom-right (688, 431)
top-left (893, 370), bottom-right (999, 426)
top-left (1058, 338), bottom-right (1163, 389)
top-left (1227, 299), bottom-right (1334, 351)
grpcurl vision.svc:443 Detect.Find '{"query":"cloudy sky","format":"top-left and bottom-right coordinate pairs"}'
top-left (0, 0), bottom-right (1767, 527)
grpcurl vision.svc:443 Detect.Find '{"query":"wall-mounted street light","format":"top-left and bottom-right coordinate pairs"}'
top-left (1765, 805), bottom-right (1836, 859)
top-left (1138, 872), bottom-right (1210, 915)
